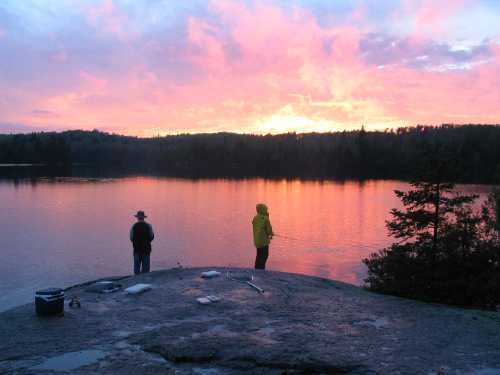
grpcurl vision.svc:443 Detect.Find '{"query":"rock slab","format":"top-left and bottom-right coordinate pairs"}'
top-left (1, 268), bottom-right (500, 374)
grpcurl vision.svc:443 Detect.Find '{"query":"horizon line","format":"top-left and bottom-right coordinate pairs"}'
top-left (2, 123), bottom-right (500, 139)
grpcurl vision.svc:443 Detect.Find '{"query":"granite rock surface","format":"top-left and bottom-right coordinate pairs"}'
top-left (1, 268), bottom-right (500, 374)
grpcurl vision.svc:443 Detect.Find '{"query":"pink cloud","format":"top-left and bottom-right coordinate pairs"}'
top-left (393, 0), bottom-right (474, 39)
top-left (79, 71), bottom-right (108, 93)
top-left (414, 0), bottom-right (469, 28)
top-left (82, 0), bottom-right (132, 41)
top-left (2, 0), bottom-right (500, 135)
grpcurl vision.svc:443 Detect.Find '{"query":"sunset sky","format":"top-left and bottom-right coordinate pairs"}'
top-left (0, 0), bottom-right (499, 136)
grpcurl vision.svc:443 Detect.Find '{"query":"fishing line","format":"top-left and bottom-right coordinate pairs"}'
top-left (273, 233), bottom-right (341, 253)
top-left (273, 233), bottom-right (308, 242)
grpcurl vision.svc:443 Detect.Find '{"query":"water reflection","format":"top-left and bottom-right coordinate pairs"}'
top-left (0, 177), bottom-right (493, 311)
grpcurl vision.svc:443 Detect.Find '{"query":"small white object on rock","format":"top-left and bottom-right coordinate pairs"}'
top-left (200, 271), bottom-right (221, 279)
top-left (197, 295), bottom-right (221, 305)
top-left (206, 295), bottom-right (221, 302)
top-left (125, 284), bottom-right (152, 295)
top-left (197, 297), bottom-right (212, 305)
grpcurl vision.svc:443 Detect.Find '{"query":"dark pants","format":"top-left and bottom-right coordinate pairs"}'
top-left (255, 246), bottom-right (269, 270)
top-left (134, 253), bottom-right (150, 275)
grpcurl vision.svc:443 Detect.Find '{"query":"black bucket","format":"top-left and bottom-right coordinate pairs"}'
top-left (35, 288), bottom-right (64, 316)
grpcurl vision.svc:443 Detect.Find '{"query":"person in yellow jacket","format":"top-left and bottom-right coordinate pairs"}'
top-left (252, 203), bottom-right (274, 269)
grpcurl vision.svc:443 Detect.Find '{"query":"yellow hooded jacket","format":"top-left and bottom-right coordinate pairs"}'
top-left (252, 203), bottom-right (273, 248)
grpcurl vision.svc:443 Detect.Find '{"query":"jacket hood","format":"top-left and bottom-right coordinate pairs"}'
top-left (256, 203), bottom-right (269, 216)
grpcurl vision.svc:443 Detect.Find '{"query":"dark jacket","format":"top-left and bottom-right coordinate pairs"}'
top-left (130, 221), bottom-right (154, 254)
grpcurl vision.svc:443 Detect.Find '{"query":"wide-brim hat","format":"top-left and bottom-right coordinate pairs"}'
top-left (134, 210), bottom-right (147, 218)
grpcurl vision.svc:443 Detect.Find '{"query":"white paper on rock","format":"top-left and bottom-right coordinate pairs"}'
top-left (196, 297), bottom-right (212, 304)
top-left (200, 270), bottom-right (221, 278)
top-left (125, 283), bottom-right (152, 294)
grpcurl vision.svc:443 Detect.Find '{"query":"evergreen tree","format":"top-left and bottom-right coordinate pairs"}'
top-left (388, 181), bottom-right (478, 250)
top-left (362, 147), bottom-right (500, 308)
top-left (481, 188), bottom-right (500, 243)
top-left (387, 147), bottom-right (477, 250)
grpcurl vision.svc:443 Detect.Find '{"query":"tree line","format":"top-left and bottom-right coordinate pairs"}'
top-left (1, 124), bottom-right (500, 182)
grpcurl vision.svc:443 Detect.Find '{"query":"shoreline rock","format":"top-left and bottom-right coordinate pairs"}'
top-left (1, 267), bottom-right (499, 374)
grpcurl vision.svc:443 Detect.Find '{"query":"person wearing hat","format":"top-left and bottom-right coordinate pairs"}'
top-left (252, 203), bottom-right (273, 270)
top-left (130, 210), bottom-right (155, 275)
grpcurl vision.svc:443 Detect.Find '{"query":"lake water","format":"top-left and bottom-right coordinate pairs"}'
top-left (0, 177), bottom-right (492, 311)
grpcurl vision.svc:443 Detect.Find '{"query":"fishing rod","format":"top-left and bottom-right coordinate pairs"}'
top-left (273, 233), bottom-right (339, 253)
top-left (226, 271), bottom-right (264, 293)
top-left (273, 233), bottom-right (307, 242)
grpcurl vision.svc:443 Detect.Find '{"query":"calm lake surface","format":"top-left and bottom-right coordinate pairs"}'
top-left (0, 177), bottom-right (492, 311)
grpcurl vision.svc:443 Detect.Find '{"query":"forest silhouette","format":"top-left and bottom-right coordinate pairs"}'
top-left (1, 124), bottom-right (500, 182)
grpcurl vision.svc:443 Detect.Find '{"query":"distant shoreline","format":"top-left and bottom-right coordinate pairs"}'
top-left (0, 163), bottom-right (46, 167)
top-left (2, 125), bottom-right (500, 183)
top-left (0, 170), bottom-right (498, 189)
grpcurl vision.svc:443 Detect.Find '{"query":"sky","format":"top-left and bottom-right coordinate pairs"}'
top-left (0, 0), bottom-right (499, 136)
